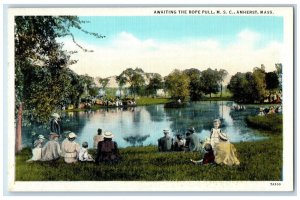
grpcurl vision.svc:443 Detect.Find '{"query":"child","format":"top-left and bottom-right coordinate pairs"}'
top-left (190, 143), bottom-right (215, 165)
top-left (78, 142), bottom-right (94, 162)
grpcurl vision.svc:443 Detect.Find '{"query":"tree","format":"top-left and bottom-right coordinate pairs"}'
top-left (252, 66), bottom-right (266, 102)
top-left (115, 74), bottom-right (127, 98)
top-left (118, 68), bottom-right (146, 97)
top-left (146, 73), bottom-right (163, 97)
top-left (15, 16), bottom-right (104, 152)
top-left (164, 69), bottom-right (190, 101)
top-left (183, 68), bottom-right (203, 101)
top-left (217, 69), bottom-right (228, 97)
top-left (200, 68), bottom-right (220, 97)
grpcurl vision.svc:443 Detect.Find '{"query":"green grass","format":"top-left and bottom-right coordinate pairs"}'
top-left (16, 133), bottom-right (282, 181)
top-left (246, 114), bottom-right (283, 132)
top-left (135, 97), bottom-right (172, 106)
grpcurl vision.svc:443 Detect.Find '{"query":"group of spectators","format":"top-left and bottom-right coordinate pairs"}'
top-left (158, 119), bottom-right (240, 166)
top-left (27, 113), bottom-right (121, 164)
top-left (258, 105), bottom-right (282, 116)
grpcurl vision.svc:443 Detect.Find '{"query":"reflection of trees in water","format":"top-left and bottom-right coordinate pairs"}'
top-left (145, 105), bottom-right (165, 122)
top-left (123, 134), bottom-right (150, 146)
top-left (164, 102), bottom-right (224, 134)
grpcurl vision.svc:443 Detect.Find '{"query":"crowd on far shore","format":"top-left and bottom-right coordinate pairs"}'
top-left (27, 113), bottom-right (240, 167)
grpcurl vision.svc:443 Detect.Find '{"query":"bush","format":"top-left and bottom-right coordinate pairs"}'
top-left (246, 114), bottom-right (282, 132)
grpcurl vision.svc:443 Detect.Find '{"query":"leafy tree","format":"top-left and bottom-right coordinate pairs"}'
top-left (252, 66), bottom-right (266, 102)
top-left (183, 68), bottom-right (203, 101)
top-left (164, 69), bottom-right (190, 101)
top-left (265, 72), bottom-right (279, 90)
top-left (146, 73), bottom-right (163, 97)
top-left (118, 68), bottom-right (146, 97)
top-left (200, 68), bottom-right (220, 98)
top-left (217, 69), bottom-right (228, 97)
top-left (15, 16), bottom-right (103, 152)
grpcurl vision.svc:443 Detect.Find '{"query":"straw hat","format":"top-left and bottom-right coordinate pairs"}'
top-left (68, 132), bottom-right (77, 139)
top-left (103, 131), bottom-right (114, 138)
top-left (38, 135), bottom-right (45, 140)
top-left (51, 113), bottom-right (60, 119)
top-left (219, 132), bottom-right (228, 141)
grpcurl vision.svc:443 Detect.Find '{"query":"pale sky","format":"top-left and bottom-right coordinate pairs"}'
top-left (60, 16), bottom-right (283, 79)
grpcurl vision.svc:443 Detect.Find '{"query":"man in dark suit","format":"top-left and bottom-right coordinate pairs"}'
top-left (158, 129), bottom-right (173, 152)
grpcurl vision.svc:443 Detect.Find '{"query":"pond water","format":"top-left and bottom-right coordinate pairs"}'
top-left (22, 101), bottom-right (269, 148)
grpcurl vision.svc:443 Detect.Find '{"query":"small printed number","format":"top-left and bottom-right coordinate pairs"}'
top-left (270, 183), bottom-right (281, 186)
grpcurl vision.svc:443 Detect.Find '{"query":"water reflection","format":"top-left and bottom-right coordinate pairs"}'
top-left (22, 101), bottom-right (268, 148)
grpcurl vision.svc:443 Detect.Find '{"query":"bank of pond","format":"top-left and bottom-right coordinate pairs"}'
top-left (16, 133), bottom-right (282, 181)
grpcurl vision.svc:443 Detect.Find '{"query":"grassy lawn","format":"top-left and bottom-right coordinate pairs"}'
top-left (246, 114), bottom-right (283, 132)
top-left (16, 133), bottom-right (282, 181)
top-left (135, 97), bottom-right (172, 106)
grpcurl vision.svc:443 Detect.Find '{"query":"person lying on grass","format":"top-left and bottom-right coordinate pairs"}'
top-left (190, 143), bottom-right (215, 165)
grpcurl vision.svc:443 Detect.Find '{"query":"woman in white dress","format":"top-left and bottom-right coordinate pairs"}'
top-left (26, 135), bottom-right (46, 162)
top-left (210, 119), bottom-right (222, 150)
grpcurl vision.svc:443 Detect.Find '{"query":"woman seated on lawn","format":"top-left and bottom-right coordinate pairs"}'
top-left (214, 132), bottom-right (240, 166)
top-left (61, 132), bottom-right (80, 164)
top-left (27, 134), bottom-right (46, 162)
top-left (95, 131), bottom-right (121, 164)
top-left (40, 133), bottom-right (61, 162)
top-left (190, 143), bottom-right (215, 165)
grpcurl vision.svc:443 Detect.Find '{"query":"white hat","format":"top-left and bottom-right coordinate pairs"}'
top-left (52, 113), bottom-right (60, 119)
top-left (38, 135), bottom-right (45, 140)
top-left (103, 131), bottom-right (114, 138)
top-left (68, 132), bottom-right (77, 139)
top-left (219, 132), bottom-right (228, 141)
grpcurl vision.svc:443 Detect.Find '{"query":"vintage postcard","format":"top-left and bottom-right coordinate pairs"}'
top-left (6, 6), bottom-right (294, 192)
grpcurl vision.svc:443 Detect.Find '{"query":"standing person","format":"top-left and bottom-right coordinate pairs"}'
top-left (190, 143), bottom-right (215, 165)
top-left (157, 129), bottom-right (173, 152)
top-left (50, 113), bottom-right (61, 136)
top-left (27, 135), bottom-right (46, 162)
top-left (214, 132), bottom-right (240, 166)
top-left (185, 127), bottom-right (200, 152)
top-left (79, 142), bottom-right (94, 162)
top-left (210, 119), bottom-right (222, 150)
top-left (93, 128), bottom-right (104, 149)
top-left (61, 132), bottom-right (80, 164)
top-left (41, 133), bottom-right (61, 161)
top-left (95, 131), bottom-right (121, 164)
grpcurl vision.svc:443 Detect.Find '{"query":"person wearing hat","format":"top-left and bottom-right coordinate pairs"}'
top-left (158, 129), bottom-right (173, 152)
top-left (27, 134), bottom-right (46, 162)
top-left (210, 119), bottom-right (222, 150)
top-left (79, 142), bottom-right (94, 162)
top-left (95, 131), bottom-right (121, 164)
top-left (40, 133), bottom-right (61, 161)
top-left (93, 128), bottom-right (104, 149)
top-left (50, 113), bottom-right (61, 135)
top-left (61, 132), bottom-right (80, 163)
top-left (214, 132), bottom-right (240, 166)
top-left (185, 127), bottom-right (200, 152)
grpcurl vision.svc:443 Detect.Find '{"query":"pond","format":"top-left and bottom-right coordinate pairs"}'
top-left (22, 101), bottom-right (269, 148)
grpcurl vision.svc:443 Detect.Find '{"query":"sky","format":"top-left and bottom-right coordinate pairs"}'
top-left (61, 15), bottom-right (283, 79)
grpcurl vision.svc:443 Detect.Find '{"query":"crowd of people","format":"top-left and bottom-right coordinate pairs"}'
top-left (157, 119), bottom-right (240, 166)
top-left (258, 105), bottom-right (282, 116)
top-left (28, 113), bottom-right (239, 167)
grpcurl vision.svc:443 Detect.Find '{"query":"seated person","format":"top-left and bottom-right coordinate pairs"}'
top-left (61, 132), bottom-right (80, 164)
top-left (185, 127), bottom-right (200, 152)
top-left (93, 128), bottom-right (104, 149)
top-left (158, 129), bottom-right (173, 152)
top-left (41, 133), bottom-right (61, 162)
top-left (190, 143), bottom-right (215, 165)
top-left (95, 131), bottom-right (121, 164)
top-left (79, 142), bottom-right (94, 162)
top-left (27, 134), bottom-right (46, 162)
top-left (214, 132), bottom-right (240, 166)
top-left (173, 134), bottom-right (185, 151)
